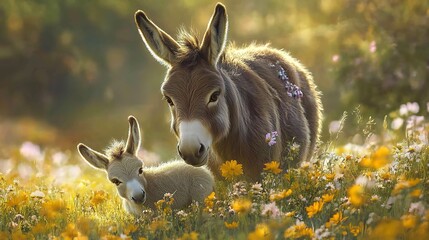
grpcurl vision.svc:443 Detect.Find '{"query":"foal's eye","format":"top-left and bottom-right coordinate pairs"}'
top-left (111, 178), bottom-right (122, 186)
top-left (138, 167), bottom-right (143, 175)
top-left (164, 96), bottom-right (174, 106)
top-left (209, 91), bottom-right (221, 103)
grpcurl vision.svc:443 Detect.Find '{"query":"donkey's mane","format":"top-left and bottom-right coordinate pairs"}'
top-left (105, 140), bottom-right (126, 160)
top-left (176, 29), bottom-right (204, 66)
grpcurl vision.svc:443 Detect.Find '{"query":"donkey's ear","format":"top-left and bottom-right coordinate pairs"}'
top-left (126, 115), bottom-right (141, 155)
top-left (77, 143), bottom-right (109, 170)
top-left (201, 3), bottom-right (228, 66)
top-left (135, 10), bottom-right (180, 66)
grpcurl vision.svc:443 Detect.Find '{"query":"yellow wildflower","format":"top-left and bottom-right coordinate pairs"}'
top-left (407, 178), bottom-right (421, 187)
top-left (325, 173), bottom-right (335, 181)
top-left (348, 184), bottom-right (365, 207)
top-left (284, 222), bottom-right (314, 239)
top-left (349, 222), bottom-right (363, 237)
top-left (285, 211), bottom-right (296, 217)
top-left (263, 161), bottom-right (282, 174)
top-left (178, 231), bottom-right (199, 240)
top-left (231, 198), bottom-right (252, 214)
top-left (410, 221), bottom-right (429, 239)
top-left (41, 199), bottom-right (67, 220)
top-left (410, 189), bottom-right (422, 198)
top-left (322, 193), bottom-right (334, 203)
top-left (101, 234), bottom-right (123, 240)
top-left (393, 178), bottom-right (421, 195)
top-left (149, 219), bottom-right (170, 232)
top-left (224, 221), bottom-right (239, 229)
top-left (6, 191), bottom-right (28, 208)
top-left (360, 146), bottom-right (391, 169)
top-left (300, 162), bottom-right (311, 170)
top-left (0, 232), bottom-right (8, 240)
top-left (248, 224), bottom-right (272, 240)
top-left (269, 189), bottom-right (292, 202)
top-left (90, 190), bottom-right (108, 206)
top-left (77, 217), bottom-right (94, 236)
top-left (306, 200), bottom-right (324, 218)
top-left (204, 192), bottom-right (216, 212)
top-left (61, 223), bottom-right (79, 240)
top-left (368, 220), bottom-right (402, 240)
top-left (380, 172), bottom-right (392, 180)
top-left (402, 214), bottom-right (418, 229)
top-left (326, 212), bottom-right (347, 227)
top-left (123, 224), bottom-right (138, 235)
top-left (309, 170), bottom-right (322, 180)
top-left (10, 230), bottom-right (28, 240)
top-left (220, 160), bottom-right (243, 180)
top-left (31, 222), bottom-right (54, 235)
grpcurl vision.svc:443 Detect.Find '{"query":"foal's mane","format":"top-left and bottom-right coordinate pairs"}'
top-left (105, 140), bottom-right (126, 160)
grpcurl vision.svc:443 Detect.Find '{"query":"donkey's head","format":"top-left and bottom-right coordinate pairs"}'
top-left (135, 3), bottom-right (229, 166)
top-left (78, 116), bottom-right (147, 205)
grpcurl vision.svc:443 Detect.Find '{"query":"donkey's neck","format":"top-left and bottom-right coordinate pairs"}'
top-left (216, 69), bottom-right (250, 150)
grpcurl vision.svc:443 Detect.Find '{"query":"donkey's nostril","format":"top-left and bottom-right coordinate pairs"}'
top-left (132, 197), bottom-right (136, 202)
top-left (197, 144), bottom-right (205, 157)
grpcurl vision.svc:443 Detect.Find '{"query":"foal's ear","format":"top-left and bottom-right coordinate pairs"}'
top-left (201, 3), bottom-right (228, 66)
top-left (77, 143), bottom-right (109, 170)
top-left (126, 115), bottom-right (141, 155)
top-left (135, 10), bottom-right (180, 66)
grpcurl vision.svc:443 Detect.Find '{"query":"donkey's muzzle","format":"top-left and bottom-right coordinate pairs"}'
top-left (178, 143), bottom-right (208, 166)
top-left (177, 120), bottom-right (212, 166)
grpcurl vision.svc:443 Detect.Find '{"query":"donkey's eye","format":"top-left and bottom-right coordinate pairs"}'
top-left (209, 91), bottom-right (221, 103)
top-left (111, 178), bottom-right (122, 186)
top-left (164, 96), bottom-right (174, 106)
top-left (138, 167), bottom-right (143, 175)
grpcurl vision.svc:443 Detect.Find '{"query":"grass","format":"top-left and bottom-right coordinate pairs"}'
top-left (0, 106), bottom-right (428, 239)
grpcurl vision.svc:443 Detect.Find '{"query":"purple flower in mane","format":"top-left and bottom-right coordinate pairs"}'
top-left (265, 131), bottom-right (278, 146)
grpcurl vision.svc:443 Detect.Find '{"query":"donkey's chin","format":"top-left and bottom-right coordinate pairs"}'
top-left (192, 159), bottom-right (208, 167)
top-left (189, 153), bottom-right (209, 167)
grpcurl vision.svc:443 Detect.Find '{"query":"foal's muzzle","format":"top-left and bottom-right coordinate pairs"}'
top-left (131, 189), bottom-right (146, 204)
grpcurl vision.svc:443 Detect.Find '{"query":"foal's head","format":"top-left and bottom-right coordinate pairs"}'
top-left (135, 3), bottom-right (230, 166)
top-left (78, 116), bottom-right (147, 205)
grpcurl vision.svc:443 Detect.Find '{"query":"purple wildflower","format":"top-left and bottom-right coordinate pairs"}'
top-left (265, 131), bottom-right (278, 146)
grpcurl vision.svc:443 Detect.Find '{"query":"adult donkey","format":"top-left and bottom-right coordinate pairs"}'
top-left (134, 3), bottom-right (323, 179)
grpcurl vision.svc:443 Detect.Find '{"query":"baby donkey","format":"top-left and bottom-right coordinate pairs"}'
top-left (77, 116), bottom-right (214, 215)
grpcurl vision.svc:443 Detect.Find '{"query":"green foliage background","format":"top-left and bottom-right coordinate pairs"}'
top-left (0, 0), bottom-right (428, 158)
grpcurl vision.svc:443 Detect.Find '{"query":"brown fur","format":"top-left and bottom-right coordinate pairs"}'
top-left (135, 3), bottom-right (323, 180)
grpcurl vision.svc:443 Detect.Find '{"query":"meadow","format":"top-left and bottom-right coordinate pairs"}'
top-left (0, 103), bottom-right (428, 240)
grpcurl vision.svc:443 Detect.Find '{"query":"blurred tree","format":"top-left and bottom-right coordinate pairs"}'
top-left (334, 0), bottom-right (429, 118)
top-left (0, 0), bottom-right (427, 151)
